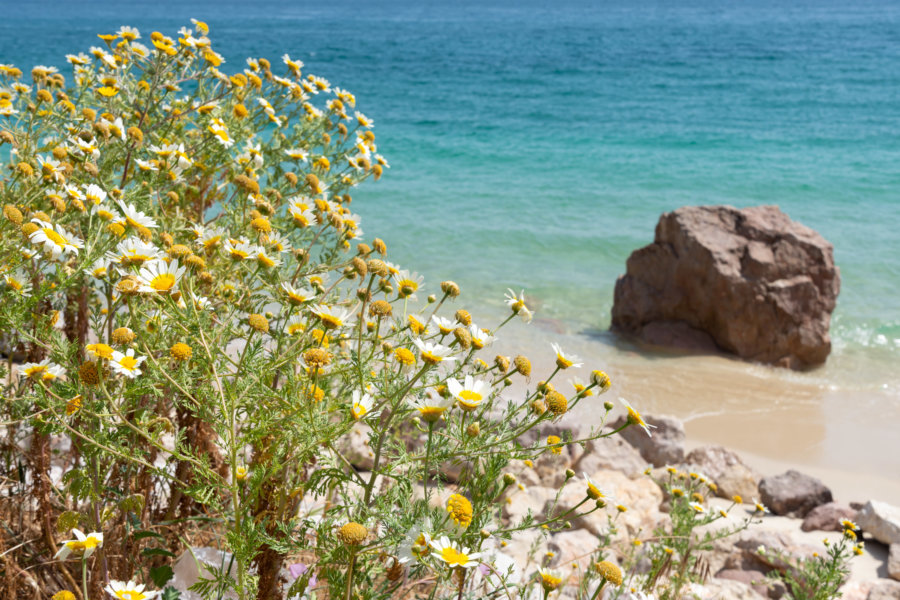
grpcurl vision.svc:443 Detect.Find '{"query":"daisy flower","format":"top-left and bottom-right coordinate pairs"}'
top-left (310, 304), bottom-right (355, 330)
top-left (197, 227), bottom-right (225, 251)
top-left (4, 270), bottom-right (31, 296)
top-left (393, 269), bottom-right (423, 300)
top-left (117, 201), bottom-right (158, 230)
top-left (116, 237), bottom-right (162, 265)
top-left (281, 282), bottom-right (315, 305)
top-left (137, 259), bottom-right (185, 294)
top-left (85, 343), bottom-right (115, 360)
top-left (689, 502), bottom-right (706, 513)
top-left (289, 204), bottom-right (316, 228)
top-left (255, 247), bottom-right (281, 269)
top-left (110, 349), bottom-right (146, 379)
top-left (409, 393), bottom-right (453, 423)
top-left (104, 579), bottom-right (160, 600)
top-left (263, 232), bottom-right (292, 253)
top-left (224, 238), bottom-right (253, 260)
top-left (29, 219), bottom-right (83, 258)
top-left (285, 147), bottom-right (309, 161)
top-left (20, 359), bottom-right (65, 382)
top-left (355, 111), bottom-right (373, 128)
top-left (447, 375), bottom-right (489, 411)
top-left (398, 523), bottom-right (432, 564)
top-left (468, 324), bottom-right (495, 349)
top-left (504, 288), bottom-right (533, 322)
top-left (583, 473), bottom-right (609, 501)
top-left (550, 342), bottom-right (582, 370)
top-left (619, 397), bottom-right (655, 437)
top-left (135, 158), bottom-right (158, 172)
top-left (285, 314), bottom-right (306, 336)
top-left (54, 529), bottom-right (103, 560)
top-left (538, 568), bottom-right (563, 592)
top-left (350, 390), bottom-right (374, 420)
top-left (92, 203), bottom-right (120, 222)
top-left (431, 315), bottom-right (455, 336)
top-left (430, 536), bottom-right (481, 569)
top-left (413, 339), bottom-right (456, 365)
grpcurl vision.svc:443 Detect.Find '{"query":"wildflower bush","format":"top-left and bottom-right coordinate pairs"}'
top-left (761, 520), bottom-right (864, 600)
top-left (0, 21), bottom-right (656, 600)
top-left (614, 470), bottom-right (759, 599)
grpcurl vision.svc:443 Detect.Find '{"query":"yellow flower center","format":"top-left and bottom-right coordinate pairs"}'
top-left (114, 591), bottom-right (147, 600)
top-left (418, 406), bottom-right (445, 422)
top-left (556, 354), bottom-right (573, 369)
top-left (288, 323), bottom-right (305, 335)
top-left (25, 365), bottom-right (47, 377)
top-left (118, 356), bottom-right (138, 371)
top-left (87, 344), bottom-right (114, 359)
top-left (352, 404), bottom-right (367, 419)
top-left (319, 314), bottom-right (342, 329)
top-left (42, 227), bottom-right (67, 248)
top-left (458, 390), bottom-right (482, 405)
top-left (421, 351), bottom-right (442, 364)
top-left (151, 273), bottom-right (176, 292)
top-left (627, 407), bottom-right (647, 428)
top-left (439, 546), bottom-right (469, 567)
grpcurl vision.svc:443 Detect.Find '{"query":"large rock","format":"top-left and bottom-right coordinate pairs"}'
top-left (684, 445), bottom-right (761, 500)
top-left (544, 469), bottom-right (663, 539)
top-left (857, 501), bottom-right (900, 545)
top-left (547, 529), bottom-right (601, 569)
top-left (611, 205), bottom-right (840, 369)
top-left (609, 414), bottom-right (685, 467)
top-left (800, 502), bottom-right (857, 532)
top-left (758, 470), bottom-right (832, 517)
top-left (889, 544), bottom-right (900, 581)
top-left (869, 581), bottom-right (900, 600)
top-left (573, 435), bottom-right (648, 478)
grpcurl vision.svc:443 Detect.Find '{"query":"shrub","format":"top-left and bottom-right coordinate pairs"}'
top-left (0, 21), bottom-right (642, 600)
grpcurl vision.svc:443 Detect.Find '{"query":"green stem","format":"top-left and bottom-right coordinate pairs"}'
top-left (81, 558), bottom-right (89, 600)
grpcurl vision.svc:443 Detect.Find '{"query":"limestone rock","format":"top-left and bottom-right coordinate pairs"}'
top-left (544, 469), bottom-right (663, 539)
top-left (684, 445), bottom-right (761, 500)
top-left (889, 543), bottom-right (900, 581)
top-left (758, 470), bottom-right (832, 517)
top-left (715, 568), bottom-right (771, 597)
top-left (868, 580), bottom-right (900, 600)
top-left (502, 485), bottom-right (556, 527)
top-left (800, 502), bottom-right (857, 532)
top-left (690, 578), bottom-right (768, 600)
top-left (611, 205), bottom-right (840, 369)
top-left (857, 500), bottom-right (900, 546)
top-left (548, 529), bottom-right (601, 569)
top-left (609, 413), bottom-right (685, 467)
top-left (170, 547), bottom-right (238, 600)
top-left (337, 423), bottom-right (374, 470)
top-left (573, 435), bottom-right (648, 478)
top-left (731, 528), bottom-right (818, 573)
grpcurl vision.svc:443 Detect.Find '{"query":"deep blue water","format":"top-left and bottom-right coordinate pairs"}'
top-left (3, 0), bottom-right (899, 382)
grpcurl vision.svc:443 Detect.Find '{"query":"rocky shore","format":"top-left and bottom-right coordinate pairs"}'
top-left (166, 411), bottom-right (900, 599)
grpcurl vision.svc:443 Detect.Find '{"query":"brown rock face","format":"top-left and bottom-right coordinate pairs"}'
top-left (611, 205), bottom-right (840, 369)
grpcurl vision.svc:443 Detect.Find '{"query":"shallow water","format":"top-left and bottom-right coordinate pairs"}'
top-left (3, 0), bottom-right (899, 476)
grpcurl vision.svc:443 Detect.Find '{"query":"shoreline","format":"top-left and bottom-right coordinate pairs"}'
top-left (483, 307), bottom-right (900, 505)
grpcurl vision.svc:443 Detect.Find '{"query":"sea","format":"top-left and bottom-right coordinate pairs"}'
top-left (2, 0), bottom-right (899, 478)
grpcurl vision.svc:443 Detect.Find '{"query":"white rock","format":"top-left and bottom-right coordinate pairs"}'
top-left (857, 500), bottom-right (900, 546)
top-left (548, 529), bottom-right (602, 569)
top-left (889, 543), bottom-right (900, 582)
top-left (170, 546), bottom-right (238, 600)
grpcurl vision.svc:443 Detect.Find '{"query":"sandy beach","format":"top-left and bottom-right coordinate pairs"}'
top-left (484, 307), bottom-right (900, 506)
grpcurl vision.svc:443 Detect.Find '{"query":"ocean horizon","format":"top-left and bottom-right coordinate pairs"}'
top-left (3, 0), bottom-right (899, 465)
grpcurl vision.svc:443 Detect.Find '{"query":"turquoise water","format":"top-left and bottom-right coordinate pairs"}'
top-left (3, 0), bottom-right (900, 386)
